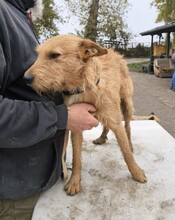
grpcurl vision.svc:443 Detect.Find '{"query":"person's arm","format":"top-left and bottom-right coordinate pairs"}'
top-left (0, 95), bottom-right (99, 148)
top-left (0, 95), bottom-right (68, 148)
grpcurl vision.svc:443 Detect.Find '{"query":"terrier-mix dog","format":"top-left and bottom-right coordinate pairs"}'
top-left (24, 35), bottom-right (147, 195)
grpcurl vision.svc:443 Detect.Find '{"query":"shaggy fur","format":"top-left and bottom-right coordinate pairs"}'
top-left (25, 35), bottom-right (147, 195)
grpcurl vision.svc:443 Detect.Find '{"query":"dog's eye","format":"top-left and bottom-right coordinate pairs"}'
top-left (49, 53), bottom-right (61, 59)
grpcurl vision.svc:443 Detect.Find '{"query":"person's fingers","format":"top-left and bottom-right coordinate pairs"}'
top-left (89, 115), bottom-right (99, 127)
top-left (93, 120), bottom-right (99, 127)
top-left (66, 103), bottom-right (99, 132)
top-left (85, 103), bottom-right (97, 113)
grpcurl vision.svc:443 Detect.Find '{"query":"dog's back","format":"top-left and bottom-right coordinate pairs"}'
top-left (94, 48), bottom-right (133, 97)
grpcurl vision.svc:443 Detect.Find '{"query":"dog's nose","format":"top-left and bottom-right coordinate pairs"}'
top-left (24, 73), bottom-right (34, 84)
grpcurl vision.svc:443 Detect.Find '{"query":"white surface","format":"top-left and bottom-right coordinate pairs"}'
top-left (33, 121), bottom-right (175, 220)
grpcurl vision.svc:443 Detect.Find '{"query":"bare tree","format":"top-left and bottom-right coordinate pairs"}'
top-left (64, 0), bottom-right (132, 45)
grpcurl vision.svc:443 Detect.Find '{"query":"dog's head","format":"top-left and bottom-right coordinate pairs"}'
top-left (24, 34), bottom-right (107, 94)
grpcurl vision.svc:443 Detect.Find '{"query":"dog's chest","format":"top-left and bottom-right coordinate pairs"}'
top-left (63, 92), bottom-right (96, 107)
top-left (64, 95), bottom-right (82, 106)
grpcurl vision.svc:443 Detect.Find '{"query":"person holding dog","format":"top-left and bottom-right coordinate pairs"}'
top-left (0, 0), bottom-right (99, 219)
top-left (171, 49), bottom-right (175, 91)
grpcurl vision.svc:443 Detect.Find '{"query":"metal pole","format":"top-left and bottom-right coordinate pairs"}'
top-left (166, 32), bottom-right (170, 58)
top-left (149, 35), bottom-right (154, 73)
top-left (150, 35), bottom-right (154, 63)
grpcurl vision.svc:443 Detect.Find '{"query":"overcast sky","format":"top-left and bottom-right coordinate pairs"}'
top-left (55, 0), bottom-right (164, 44)
top-left (127, 0), bottom-right (164, 43)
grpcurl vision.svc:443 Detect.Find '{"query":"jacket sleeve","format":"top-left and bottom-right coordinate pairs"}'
top-left (0, 44), bottom-right (68, 149)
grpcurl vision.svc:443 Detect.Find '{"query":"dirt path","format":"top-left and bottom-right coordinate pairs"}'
top-left (130, 70), bottom-right (175, 137)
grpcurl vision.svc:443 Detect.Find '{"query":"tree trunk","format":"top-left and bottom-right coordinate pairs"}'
top-left (84, 0), bottom-right (100, 42)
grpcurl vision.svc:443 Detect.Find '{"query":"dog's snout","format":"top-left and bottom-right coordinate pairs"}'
top-left (24, 73), bottom-right (34, 84)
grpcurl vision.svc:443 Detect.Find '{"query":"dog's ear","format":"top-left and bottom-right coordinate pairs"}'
top-left (79, 39), bottom-right (108, 61)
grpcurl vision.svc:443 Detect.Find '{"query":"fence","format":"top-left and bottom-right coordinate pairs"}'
top-left (101, 41), bottom-right (150, 58)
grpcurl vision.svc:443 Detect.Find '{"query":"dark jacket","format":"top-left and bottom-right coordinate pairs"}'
top-left (0, 0), bottom-right (68, 199)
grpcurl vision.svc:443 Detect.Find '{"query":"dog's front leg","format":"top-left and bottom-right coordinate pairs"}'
top-left (113, 123), bottom-right (147, 183)
top-left (64, 131), bottom-right (83, 195)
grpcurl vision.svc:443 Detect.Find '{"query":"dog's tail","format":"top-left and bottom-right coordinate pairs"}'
top-left (132, 112), bottom-right (160, 123)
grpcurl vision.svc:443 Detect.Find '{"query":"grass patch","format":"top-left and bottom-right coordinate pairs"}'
top-left (128, 61), bottom-right (150, 72)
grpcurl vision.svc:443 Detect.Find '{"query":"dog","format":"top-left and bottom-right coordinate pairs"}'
top-left (24, 34), bottom-right (147, 195)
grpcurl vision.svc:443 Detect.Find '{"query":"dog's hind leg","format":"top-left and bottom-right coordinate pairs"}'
top-left (93, 126), bottom-right (109, 145)
top-left (121, 97), bottom-right (134, 152)
top-left (64, 132), bottom-right (83, 195)
top-left (113, 123), bottom-right (146, 183)
top-left (107, 108), bottom-right (147, 183)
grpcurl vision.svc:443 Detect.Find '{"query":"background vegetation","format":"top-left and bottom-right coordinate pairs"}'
top-left (32, 0), bottom-right (175, 57)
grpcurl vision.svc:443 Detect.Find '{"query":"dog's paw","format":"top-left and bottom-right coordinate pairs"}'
top-left (93, 137), bottom-right (106, 145)
top-left (131, 167), bottom-right (147, 183)
top-left (64, 178), bottom-right (81, 196)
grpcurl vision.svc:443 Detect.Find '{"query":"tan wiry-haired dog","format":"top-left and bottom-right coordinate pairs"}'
top-left (25, 34), bottom-right (147, 195)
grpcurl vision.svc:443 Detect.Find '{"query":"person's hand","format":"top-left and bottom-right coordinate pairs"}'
top-left (66, 103), bottom-right (99, 133)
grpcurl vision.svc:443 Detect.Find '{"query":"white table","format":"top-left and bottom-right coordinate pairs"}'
top-left (32, 121), bottom-right (175, 220)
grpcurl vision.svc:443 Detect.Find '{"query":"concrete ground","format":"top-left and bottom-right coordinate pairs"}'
top-left (130, 69), bottom-right (175, 138)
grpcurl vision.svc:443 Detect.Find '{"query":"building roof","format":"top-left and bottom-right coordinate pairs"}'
top-left (140, 22), bottom-right (175, 36)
